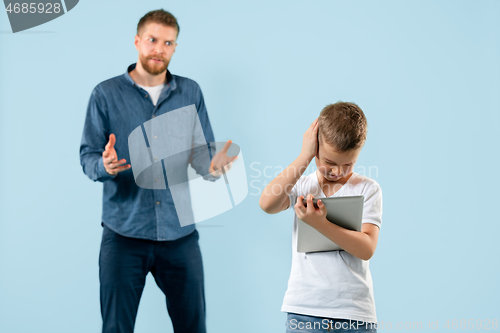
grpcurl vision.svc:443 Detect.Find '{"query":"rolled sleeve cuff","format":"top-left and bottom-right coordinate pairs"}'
top-left (203, 172), bottom-right (220, 182)
top-left (97, 156), bottom-right (117, 181)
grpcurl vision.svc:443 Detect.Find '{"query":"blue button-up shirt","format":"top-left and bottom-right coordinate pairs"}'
top-left (80, 63), bottom-right (217, 241)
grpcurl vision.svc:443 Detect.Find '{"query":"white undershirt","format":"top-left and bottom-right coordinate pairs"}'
top-left (136, 82), bottom-right (165, 106)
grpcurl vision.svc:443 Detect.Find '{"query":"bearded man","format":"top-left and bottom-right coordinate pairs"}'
top-left (80, 9), bottom-right (233, 333)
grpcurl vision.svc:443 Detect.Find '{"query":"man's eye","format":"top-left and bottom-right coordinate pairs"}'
top-left (166, 41), bottom-right (171, 45)
top-left (149, 38), bottom-right (154, 42)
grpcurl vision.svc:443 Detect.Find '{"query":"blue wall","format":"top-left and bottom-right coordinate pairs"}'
top-left (1, 0), bottom-right (499, 332)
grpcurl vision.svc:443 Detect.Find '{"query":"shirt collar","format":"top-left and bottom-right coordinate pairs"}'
top-left (124, 62), bottom-right (174, 88)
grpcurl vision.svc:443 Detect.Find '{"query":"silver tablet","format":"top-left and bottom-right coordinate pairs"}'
top-left (297, 195), bottom-right (364, 253)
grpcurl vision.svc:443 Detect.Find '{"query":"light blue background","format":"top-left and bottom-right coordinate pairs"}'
top-left (1, 0), bottom-right (499, 332)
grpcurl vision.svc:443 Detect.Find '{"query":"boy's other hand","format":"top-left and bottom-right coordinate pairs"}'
top-left (103, 133), bottom-right (131, 176)
top-left (300, 118), bottom-right (319, 161)
top-left (295, 194), bottom-right (327, 229)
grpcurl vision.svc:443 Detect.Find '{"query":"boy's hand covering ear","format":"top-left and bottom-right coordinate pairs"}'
top-left (300, 118), bottom-right (319, 161)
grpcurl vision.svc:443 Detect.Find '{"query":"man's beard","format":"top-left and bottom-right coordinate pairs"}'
top-left (139, 53), bottom-right (169, 75)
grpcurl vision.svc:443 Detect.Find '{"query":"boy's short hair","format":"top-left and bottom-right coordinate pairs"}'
top-left (318, 101), bottom-right (367, 152)
top-left (137, 9), bottom-right (179, 38)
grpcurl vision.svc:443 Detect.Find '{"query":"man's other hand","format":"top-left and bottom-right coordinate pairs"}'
top-left (103, 133), bottom-right (131, 176)
top-left (209, 140), bottom-right (238, 177)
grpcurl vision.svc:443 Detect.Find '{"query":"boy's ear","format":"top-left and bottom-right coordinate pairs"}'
top-left (316, 132), bottom-right (320, 157)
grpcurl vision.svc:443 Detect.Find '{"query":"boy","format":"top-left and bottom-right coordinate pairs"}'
top-left (259, 102), bottom-right (382, 332)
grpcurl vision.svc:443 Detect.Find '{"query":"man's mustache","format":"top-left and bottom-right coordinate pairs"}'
top-left (148, 56), bottom-right (166, 62)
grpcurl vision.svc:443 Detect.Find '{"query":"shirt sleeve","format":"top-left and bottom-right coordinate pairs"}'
top-left (79, 86), bottom-right (117, 182)
top-left (362, 183), bottom-right (383, 229)
top-left (189, 83), bottom-right (219, 182)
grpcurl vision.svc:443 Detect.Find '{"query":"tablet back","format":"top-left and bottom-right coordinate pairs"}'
top-left (296, 195), bottom-right (364, 253)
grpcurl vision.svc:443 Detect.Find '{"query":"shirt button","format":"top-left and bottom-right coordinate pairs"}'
top-left (154, 157), bottom-right (158, 160)
top-left (156, 201), bottom-right (160, 205)
top-left (155, 178), bottom-right (158, 182)
top-left (154, 135), bottom-right (157, 139)
top-left (145, 94), bottom-right (148, 98)
top-left (152, 115), bottom-right (155, 118)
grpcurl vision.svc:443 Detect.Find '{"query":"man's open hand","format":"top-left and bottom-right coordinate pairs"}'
top-left (209, 140), bottom-right (238, 177)
top-left (103, 133), bottom-right (131, 176)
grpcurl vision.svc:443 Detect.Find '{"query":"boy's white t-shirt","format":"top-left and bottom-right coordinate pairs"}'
top-left (136, 83), bottom-right (165, 106)
top-left (281, 170), bottom-right (383, 323)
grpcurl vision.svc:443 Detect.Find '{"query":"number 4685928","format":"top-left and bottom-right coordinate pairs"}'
top-left (5, 2), bottom-right (62, 14)
top-left (444, 319), bottom-right (498, 330)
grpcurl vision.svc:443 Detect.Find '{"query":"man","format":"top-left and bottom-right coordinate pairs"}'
top-left (80, 9), bottom-right (234, 333)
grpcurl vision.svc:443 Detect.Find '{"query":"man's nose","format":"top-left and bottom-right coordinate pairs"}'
top-left (154, 45), bottom-right (164, 54)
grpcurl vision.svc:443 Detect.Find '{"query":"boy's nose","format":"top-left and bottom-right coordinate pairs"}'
top-left (330, 166), bottom-right (341, 174)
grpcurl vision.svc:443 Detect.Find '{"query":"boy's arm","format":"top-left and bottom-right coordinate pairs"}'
top-left (259, 119), bottom-right (319, 214)
top-left (259, 154), bottom-right (311, 214)
top-left (296, 194), bottom-right (380, 261)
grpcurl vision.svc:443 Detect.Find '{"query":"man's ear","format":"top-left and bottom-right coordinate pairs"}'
top-left (134, 35), bottom-right (140, 51)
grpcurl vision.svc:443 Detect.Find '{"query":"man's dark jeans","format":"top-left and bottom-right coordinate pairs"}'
top-left (99, 224), bottom-right (206, 333)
